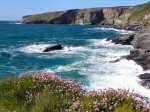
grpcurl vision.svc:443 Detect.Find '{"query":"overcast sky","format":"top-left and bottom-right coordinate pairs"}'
top-left (0, 0), bottom-right (149, 20)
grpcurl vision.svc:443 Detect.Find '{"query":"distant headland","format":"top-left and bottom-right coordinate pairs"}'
top-left (22, 2), bottom-right (150, 30)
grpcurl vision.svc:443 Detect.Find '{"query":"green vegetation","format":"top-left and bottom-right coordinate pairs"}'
top-left (0, 72), bottom-right (149, 112)
top-left (128, 2), bottom-right (150, 23)
top-left (26, 14), bottom-right (55, 22)
top-left (23, 12), bottom-right (64, 23)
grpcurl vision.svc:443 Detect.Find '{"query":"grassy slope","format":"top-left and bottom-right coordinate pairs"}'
top-left (128, 2), bottom-right (150, 24)
top-left (0, 74), bottom-right (148, 112)
top-left (23, 12), bottom-right (64, 23)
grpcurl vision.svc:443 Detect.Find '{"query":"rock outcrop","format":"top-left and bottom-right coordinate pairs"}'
top-left (139, 73), bottom-right (150, 89)
top-left (109, 34), bottom-right (135, 45)
top-left (110, 28), bottom-right (150, 70)
top-left (43, 44), bottom-right (63, 52)
top-left (111, 28), bottom-right (150, 89)
top-left (22, 2), bottom-right (150, 28)
top-left (127, 29), bottom-right (150, 70)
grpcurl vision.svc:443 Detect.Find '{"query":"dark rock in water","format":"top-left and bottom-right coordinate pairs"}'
top-left (43, 44), bottom-right (63, 52)
top-left (139, 73), bottom-right (150, 80)
top-left (108, 34), bottom-right (135, 45)
top-left (139, 73), bottom-right (150, 89)
top-left (126, 49), bottom-right (150, 70)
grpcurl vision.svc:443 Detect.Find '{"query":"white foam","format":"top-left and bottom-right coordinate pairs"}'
top-left (18, 44), bottom-right (52, 53)
top-left (100, 27), bottom-right (134, 34)
top-left (86, 27), bottom-right (134, 34)
top-left (18, 44), bottom-right (88, 54)
top-left (88, 39), bottom-right (133, 57)
top-left (88, 39), bottom-right (114, 46)
top-left (48, 38), bottom-right (150, 98)
top-left (8, 22), bottom-right (22, 25)
top-left (85, 60), bottom-right (150, 98)
top-left (63, 46), bottom-right (88, 53)
top-left (53, 65), bottom-right (77, 72)
top-left (15, 22), bottom-right (22, 25)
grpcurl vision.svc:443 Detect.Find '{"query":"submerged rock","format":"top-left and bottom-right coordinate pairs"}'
top-left (43, 44), bottom-right (63, 52)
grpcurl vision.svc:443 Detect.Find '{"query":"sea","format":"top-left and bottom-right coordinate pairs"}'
top-left (0, 21), bottom-right (150, 98)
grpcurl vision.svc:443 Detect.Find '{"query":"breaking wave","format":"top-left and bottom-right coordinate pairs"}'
top-left (17, 44), bottom-right (88, 54)
top-left (45, 39), bottom-right (150, 98)
top-left (86, 27), bottom-right (134, 34)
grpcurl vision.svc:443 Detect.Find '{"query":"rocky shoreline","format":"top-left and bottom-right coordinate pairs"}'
top-left (109, 28), bottom-right (150, 89)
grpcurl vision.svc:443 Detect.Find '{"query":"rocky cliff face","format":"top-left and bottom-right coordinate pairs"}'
top-left (22, 7), bottom-right (130, 26)
top-left (22, 2), bottom-right (150, 28)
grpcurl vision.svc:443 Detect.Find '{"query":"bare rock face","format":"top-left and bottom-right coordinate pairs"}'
top-left (127, 49), bottom-right (150, 70)
top-left (133, 29), bottom-right (150, 49)
top-left (22, 7), bottom-right (131, 26)
top-left (22, 2), bottom-right (150, 27)
top-left (109, 34), bottom-right (135, 45)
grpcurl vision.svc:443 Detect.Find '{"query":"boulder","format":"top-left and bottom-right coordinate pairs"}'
top-left (139, 73), bottom-right (150, 89)
top-left (139, 73), bottom-right (150, 80)
top-left (108, 34), bottom-right (135, 45)
top-left (43, 44), bottom-right (63, 52)
top-left (126, 49), bottom-right (150, 70)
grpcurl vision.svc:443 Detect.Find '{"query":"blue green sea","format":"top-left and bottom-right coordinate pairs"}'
top-left (0, 21), bottom-right (150, 97)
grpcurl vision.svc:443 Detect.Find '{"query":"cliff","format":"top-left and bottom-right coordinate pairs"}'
top-left (22, 2), bottom-right (150, 28)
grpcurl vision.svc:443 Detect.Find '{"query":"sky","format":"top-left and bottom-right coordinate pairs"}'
top-left (0, 0), bottom-right (149, 20)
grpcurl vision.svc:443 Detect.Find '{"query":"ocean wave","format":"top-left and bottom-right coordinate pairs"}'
top-left (100, 27), bottom-right (134, 34)
top-left (8, 22), bottom-right (22, 25)
top-left (17, 39), bottom-right (150, 99)
top-left (86, 27), bottom-right (134, 34)
top-left (18, 44), bottom-right (53, 53)
top-left (17, 44), bottom-right (88, 54)
top-left (88, 39), bottom-right (114, 46)
top-left (44, 39), bottom-right (150, 98)
top-left (85, 59), bottom-right (150, 98)
top-left (88, 39), bottom-right (133, 57)
top-left (52, 57), bottom-right (150, 98)
top-left (15, 22), bottom-right (22, 25)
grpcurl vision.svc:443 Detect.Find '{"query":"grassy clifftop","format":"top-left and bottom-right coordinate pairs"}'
top-left (22, 11), bottom-right (64, 24)
top-left (0, 72), bottom-right (149, 112)
top-left (128, 2), bottom-right (150, 25)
